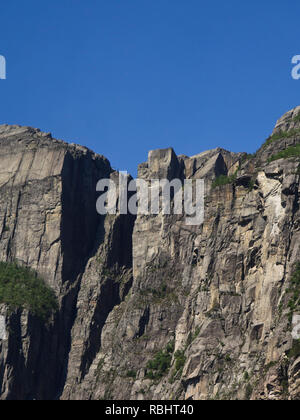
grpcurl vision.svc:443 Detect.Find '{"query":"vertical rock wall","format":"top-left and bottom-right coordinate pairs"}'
top-left (0, 107), bottom-right (300, 400)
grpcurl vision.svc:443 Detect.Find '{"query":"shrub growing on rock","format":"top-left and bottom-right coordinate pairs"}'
top-left (0, 262), bottom-right (58, 322)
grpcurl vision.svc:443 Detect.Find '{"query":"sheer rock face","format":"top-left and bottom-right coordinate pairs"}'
top-left (0, 126), bottom-right (134, 399)
top-left (0, 107), bottom-right (300, 400)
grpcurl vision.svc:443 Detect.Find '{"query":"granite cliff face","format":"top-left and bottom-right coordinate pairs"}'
top-left (0, 125), bottom-right (134, 399)
top-left (0, 107), bottom-right (300, 400)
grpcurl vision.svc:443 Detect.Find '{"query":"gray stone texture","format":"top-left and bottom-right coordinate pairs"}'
top-left (0, 106), bottom-right (300, 400)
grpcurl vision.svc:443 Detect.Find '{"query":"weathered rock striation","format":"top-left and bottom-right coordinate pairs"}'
top-left (0, 125), bottom-right (134, 399)
top-left (0, 106), bottom-right (300, 400)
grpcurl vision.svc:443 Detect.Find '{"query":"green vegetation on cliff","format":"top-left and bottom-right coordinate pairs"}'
top-left (267, 144), bottom-right (300, 163)
top-left (0, 262), bottom-right (58, 321)
top-left (264, 128), bottom-right (300, 147)
top-left (288, 339), bottom-right (300, 359)
top-left (145, 340), bottom-right (175, 380)
top-left (287, 263), bottom-right (300, 323)
top-left (212, 173), bottom-right (238, 189)
top-left (174, 350), bottom-right (186, 372)
top-left (293, 113), bottom-right (300, 123)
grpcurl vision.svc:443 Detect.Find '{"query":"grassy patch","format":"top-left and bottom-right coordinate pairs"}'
top-left (286, 263), bottom-right (300, 324)
top-left (169, 349), bottom-right (187, 383)
top-left (95, 357), bottom-right (105, 378)
top-left (264, 361), bottom-right (278, 372)
top-left (245, 384), bottom-right (253, 400)
top-left (268, 144), bottom-right (300, 163)
top-left (139, 282), bottom-right (179, 305)
top-left (166, 340), bottom-right (175, 353)
top-left (174, 350), bottom-right (186, 372)
top-left (186, 327), bottom-right (201, 347)
top-left (0, 262), bottom-right (58, 322)
top-left (293, 113), bottom-right (300, 123)
top-left (242, 153), bottom-right (255, 162)
top-left (263, 128), bottom-right (300, 147)
top-left (288, 340), bottom-right (300, 359)
top-left (243, 371), bottom-right (250, 381)
top-left (212, 172), bottom-right (238, 189)
top-left (146, 350), bottom-right (172, 380)
top-left (145, 340), bottom-right (174, 380)
top-left (247, 178), bottom-right (257, 191)
top-left (126, 370), bottom-right (137, 379)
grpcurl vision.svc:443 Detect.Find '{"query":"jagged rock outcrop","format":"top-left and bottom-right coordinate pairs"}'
top-left (0, 106), bottom-right (300, 400)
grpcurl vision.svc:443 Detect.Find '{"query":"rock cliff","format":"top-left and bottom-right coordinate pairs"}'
top-left (0, 106), bottom-right (300, 400)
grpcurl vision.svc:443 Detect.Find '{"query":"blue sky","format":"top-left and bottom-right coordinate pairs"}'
top-left (0, 0), bottom-right (300, 176)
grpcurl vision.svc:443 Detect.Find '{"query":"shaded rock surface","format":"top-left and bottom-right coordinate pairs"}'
top-left (0, 106), bottom-right (300, 400)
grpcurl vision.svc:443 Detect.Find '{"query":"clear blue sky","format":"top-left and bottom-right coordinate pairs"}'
top-left (0, 0), bottom-right (300, 176)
